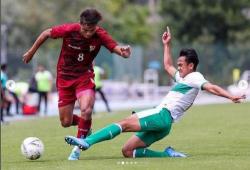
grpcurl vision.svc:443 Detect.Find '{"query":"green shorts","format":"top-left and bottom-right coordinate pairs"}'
top-left (135, 108), bottom-right (172, 146)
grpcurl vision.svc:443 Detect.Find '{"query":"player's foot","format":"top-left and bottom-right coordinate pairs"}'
top-left (165, 146), bottom-right (187, 158)
top-left (68, 147), bottom-right (80, 160)
top-left (65, 136), bottom-right (90, 150)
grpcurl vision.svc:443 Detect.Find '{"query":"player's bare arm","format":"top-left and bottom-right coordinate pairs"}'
top-left (22, 28), bottom-right (52, 64)
top-left (162, 27), bottom-right (177, 79)
top-left (113, 45), bottom-right (131, 58)
top-left (203, 82), bottom-right (246, 103)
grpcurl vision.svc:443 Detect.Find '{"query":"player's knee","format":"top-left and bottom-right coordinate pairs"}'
top-left (122, 147), bottom-right (133, 158)
top-left (80, 107), bottom-right (93, 117)
top-left (60, 119), bottom-right (71, 127)
top-left (118, 119), bottom-right (129, 131)
top-left (80, 106), bottom-right (93, 114)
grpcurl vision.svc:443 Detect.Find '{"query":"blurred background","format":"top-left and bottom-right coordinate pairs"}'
top-left (1, 0), bottom-right (250, 116)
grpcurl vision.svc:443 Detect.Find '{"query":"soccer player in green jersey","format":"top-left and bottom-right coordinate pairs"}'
top-left (65, 27), bottom-right (245, 158)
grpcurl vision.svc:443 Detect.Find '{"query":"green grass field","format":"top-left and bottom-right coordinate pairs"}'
top-left (1, 103), bottom-right (250, 170)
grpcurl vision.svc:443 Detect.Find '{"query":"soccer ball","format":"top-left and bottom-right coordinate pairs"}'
top-left (21, 137), bottom-right (44, 160)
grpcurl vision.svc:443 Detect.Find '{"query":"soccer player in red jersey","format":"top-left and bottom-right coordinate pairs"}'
top-left (22, 8), bottom-right (131, 160)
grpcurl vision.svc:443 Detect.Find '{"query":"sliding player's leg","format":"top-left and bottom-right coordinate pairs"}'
top-left (128, 131), bottom-right (171, 158)
top-left (123, 108), bottom-right (172, 158)
top-left (123, 108), bottom-right (186, 158)
top-left (123, 131), bottom-right (186, 158)
top-left (65, 113), bottom-right (140, 150)
top-left (65, 108), bottom-right (168, 151)
top-left (65, 107), bottom-right (166, 150)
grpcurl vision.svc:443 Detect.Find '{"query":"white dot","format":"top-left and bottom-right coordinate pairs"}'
top-left (6, 80), bottom-right (16, 91)
top-left (238, 80), bottom-right (248, 90)
top-left (121, 161), bottom-right (124, 165)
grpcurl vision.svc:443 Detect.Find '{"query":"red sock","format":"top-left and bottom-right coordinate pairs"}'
top-left (72, 114), bottom-right (80, 126)
top-left (77, 118), bottom-right (92, 138)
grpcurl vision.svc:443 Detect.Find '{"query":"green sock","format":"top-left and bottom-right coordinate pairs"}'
top-left (134, 148), bottom-right (169, 157)
top-left (85, 123), bottom-right (122, 146)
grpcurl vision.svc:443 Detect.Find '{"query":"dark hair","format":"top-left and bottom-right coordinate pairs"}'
top-left (1, 64), bottom-right (7, 71)
top-left (179, 48), bottom-right (199, 71)
top-left (80, 8), bottom-right (102, 25)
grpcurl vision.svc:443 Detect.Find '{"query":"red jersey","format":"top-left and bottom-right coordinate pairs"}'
top-left (51, 23), bottom-right (117, 80)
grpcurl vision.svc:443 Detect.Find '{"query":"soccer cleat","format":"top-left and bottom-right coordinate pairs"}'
top-left (66, 129), bottom-right (92, 160)
top-left (68, 148), bottom-right (80, 160)
top-left (165, 146), bottom-right (187, 158)
top-left (65, 136), bottom-right (90, 150)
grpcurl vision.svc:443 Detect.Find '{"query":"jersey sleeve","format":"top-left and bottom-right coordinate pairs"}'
top-left (189, 72), bottom-right (208, 90)
top-left (51, 23), bottom-right (79, 39)
top-left (96, 28), bottom-right (118, 52)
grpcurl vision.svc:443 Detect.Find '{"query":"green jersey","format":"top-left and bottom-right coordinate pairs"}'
top-left (35, 70), bottom-right (52, 92)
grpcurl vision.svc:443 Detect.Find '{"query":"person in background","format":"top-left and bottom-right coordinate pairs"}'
top-left (94, 65), bottom-right (111, 113)
top-left (28, 70), bottom-right (38, 93)
top-left (1, 64), bottom-right (15, 116)
top-left (232, 68), bottom-right (240, 85)
top-left (1, 86), bottom-right (8, 123)
top-left (35, 64), bottom-right (53, 114)
top-left (1, 64), bottom-right (9, 120)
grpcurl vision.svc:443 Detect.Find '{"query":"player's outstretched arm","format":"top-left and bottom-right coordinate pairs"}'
top-left (113, 45), bottom-right (131, 58)
top-left (203, 82), bottom-right (246, 103)
top-left (162, 27), bottom-right (177, 79)
top-left (22, 28), bottom-right (52, 64)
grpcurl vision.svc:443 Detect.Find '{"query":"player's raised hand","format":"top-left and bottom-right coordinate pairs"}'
top-left (120, 45), bottom-right (131, 58)
top-left (162, 26), bottom-right (171, 45)
top-left (22, 50), bottom-right (34, 64)
top-left (230, 94), bottom-right (246, 103)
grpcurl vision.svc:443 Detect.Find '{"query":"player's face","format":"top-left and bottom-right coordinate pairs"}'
top-left (177, 56), bottom-right (194, 77)
top-left (80, 24), bottom-right (97, 39)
